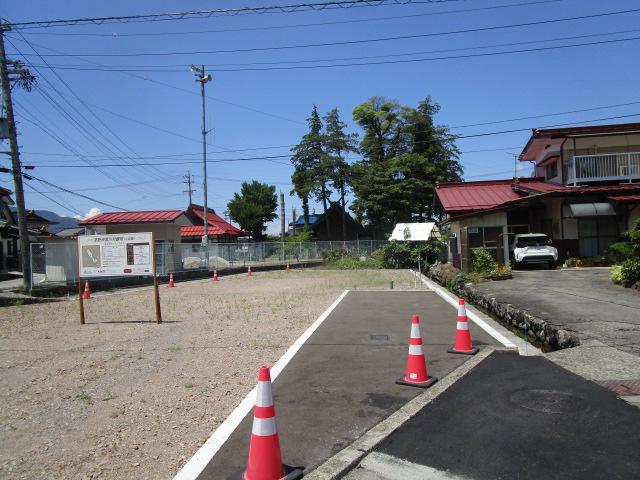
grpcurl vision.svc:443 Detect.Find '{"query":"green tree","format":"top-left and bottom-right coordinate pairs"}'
top-left (350, 96), bottom-right (462, 235)
top-left (290, 105), bottom-right (333, 236)
top-left (227, 180), bottom-right (278, 241)
top-left (323, 108), bottom-right (358, 240)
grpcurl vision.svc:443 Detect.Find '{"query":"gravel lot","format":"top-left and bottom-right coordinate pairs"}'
top-left (0, 268), bottom-right (417, 480)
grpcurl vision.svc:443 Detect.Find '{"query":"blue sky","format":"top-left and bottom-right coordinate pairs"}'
top-left (2, 0), bottom-right (640, 233)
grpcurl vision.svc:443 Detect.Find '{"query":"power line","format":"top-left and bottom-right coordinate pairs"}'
top-left (23, 173), bottom-right (128, 211)
top-left (18, 0), bottom-right (561, 37)
top-left (15, 8), bottom-right (640, 57)
top-left (11, 30), bottom-right (170, 184)
top-left (6, 38), bottom-right (303, 126)
top-left (22, 112), bottom-right (640, 168)
top-left (8, 0), bottom-right (457, 29)
top-left (24, 182), bottom-right (82, 216)
top-left (21, 27), bottom-right (639, 71)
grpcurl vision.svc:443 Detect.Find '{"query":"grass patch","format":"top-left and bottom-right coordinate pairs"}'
top-left (73, 391), bottom-right (93, 405)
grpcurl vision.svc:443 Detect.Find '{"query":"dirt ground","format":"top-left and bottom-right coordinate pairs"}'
top-left (0, 268), bottom-right (418, 480)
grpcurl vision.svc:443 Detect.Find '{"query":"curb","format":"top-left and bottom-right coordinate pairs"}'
top-left (304, 348), bottom-right (496, 480)
top-left (410, 270), bottom-right (539, 356)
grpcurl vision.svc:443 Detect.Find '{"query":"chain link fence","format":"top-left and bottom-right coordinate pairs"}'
top-left (30, 239), bottom-right (385, 286)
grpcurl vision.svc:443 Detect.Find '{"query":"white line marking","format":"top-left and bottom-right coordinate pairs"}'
top-left (411, 271), bottom-right (516, 349)
top-left (357, 452), bottom-right (472, 480)
top-left (173, 289), bottom-right (350, 480)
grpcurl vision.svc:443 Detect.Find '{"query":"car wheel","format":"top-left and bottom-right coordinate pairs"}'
top-left (513, 261), bottom-right (521, 270)
top-left (548, 261), bottom-right (557, 270)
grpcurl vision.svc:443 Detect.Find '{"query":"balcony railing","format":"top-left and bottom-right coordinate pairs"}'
top-left (567, 152), bottom-right (640, 185)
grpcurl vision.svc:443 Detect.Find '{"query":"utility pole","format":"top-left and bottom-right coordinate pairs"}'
top-left (280, 191), bottom-right (285, 240)
top-left (190, 65), bottom-right (212, 268)
top-left (183, 170), bottom-right (195, 205)
top-left (0, 23), bottom-right (34, 290)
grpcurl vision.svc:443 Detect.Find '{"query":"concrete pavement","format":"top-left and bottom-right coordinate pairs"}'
top-left (196, 290), bottom-right (500, 479)
top-left (474, 268), bottom-right (640, 356)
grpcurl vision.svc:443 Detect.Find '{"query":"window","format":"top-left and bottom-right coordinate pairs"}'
top-left (467, 226), bottom-right (503, 259)
top-left (546, 160), bottom-right (558, 179)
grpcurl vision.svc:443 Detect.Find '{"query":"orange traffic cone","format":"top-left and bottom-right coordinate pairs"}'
top-left (396, 314), bottom-right (437, 388)
top-left (241, 366), bottom-right (302, 480)
top-left (212, 270), bottom-right (219, 281)
top-left (448, 298), bottom-right (479, 355)
top-left (168, 273), bottom-right (175, 288)
top-left (247, 266), bottom-right (253, 277)
top-left (82, 281), bottom-right (91, 300)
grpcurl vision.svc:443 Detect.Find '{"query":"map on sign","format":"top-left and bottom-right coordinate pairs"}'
top-left (78, 233), bottom-right (154, 277)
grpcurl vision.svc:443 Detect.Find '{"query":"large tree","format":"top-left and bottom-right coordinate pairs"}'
top-left (227, 180), bottom-right (278, 241)
top-left (290, 105), bottom-right (334, 236)
top-left (323, 108), bottom-right (358, 240)
top-left (350, 96), bottom-right (462, 235)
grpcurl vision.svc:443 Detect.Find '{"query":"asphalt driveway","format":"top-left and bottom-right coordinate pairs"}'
top-left (475, 268), bottom-right (640, 356)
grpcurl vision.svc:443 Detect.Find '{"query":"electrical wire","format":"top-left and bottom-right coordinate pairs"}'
top-left (8, 0), bottom-right (459, 29)
top-left (23, 174), bottom-right (128, 211)
top-left (20, 27), bottom-right (639, 71)
top-left (15, 8), bottom-right (640, 57)
top-left (18, 0), bottom-right (562, 37)
top-left (24, 182), bottom-right (82, 216)
top-left (9, 33), bottom-right (170, 184)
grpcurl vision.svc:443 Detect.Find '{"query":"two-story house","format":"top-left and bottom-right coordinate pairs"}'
top-left (436, 122), bottom-right (640, 270)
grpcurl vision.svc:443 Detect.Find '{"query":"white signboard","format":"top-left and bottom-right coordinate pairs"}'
top-left (78, 232), bottom-right (154, 277)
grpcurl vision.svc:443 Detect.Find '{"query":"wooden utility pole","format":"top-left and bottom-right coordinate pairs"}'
top-left (0, 23), bottom-right (31, 290)
top-left (279, 192), bottom-right (285, 240)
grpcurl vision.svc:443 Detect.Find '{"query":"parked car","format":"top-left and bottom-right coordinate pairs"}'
top-left (509, 233), bottom-right (558, 269)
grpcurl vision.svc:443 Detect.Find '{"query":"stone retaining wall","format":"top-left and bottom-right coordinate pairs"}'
top-left (429, 266), bottom-right (580, 351)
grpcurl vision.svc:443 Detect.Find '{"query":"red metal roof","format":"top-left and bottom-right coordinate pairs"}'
top-left (520, 122), bottom-right (640, 161)
top-left (436, 178), bottom-right (549, 213)
top-left (181, 225), bottom-right (239, 236)
top-left (79, 210), bottom-right (183, 225)
top-left (608, 194), bottom-right (640, 203)
top-left (189, 205), bottom-right (244, 236)
top-left (534, 122), bottom-right (640, 137)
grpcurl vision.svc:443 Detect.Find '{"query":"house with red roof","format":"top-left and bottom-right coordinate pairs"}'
top-left (181, 203), bottom-right (244, 244)
top-left (436, 123), bottom-right (640, 270)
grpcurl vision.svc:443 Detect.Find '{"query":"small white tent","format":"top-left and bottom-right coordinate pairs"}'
top-left (389, 222), bottom-right (439, 241)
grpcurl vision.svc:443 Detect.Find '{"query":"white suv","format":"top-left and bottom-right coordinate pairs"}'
top-left (510, 233), bottom-right (558, 269)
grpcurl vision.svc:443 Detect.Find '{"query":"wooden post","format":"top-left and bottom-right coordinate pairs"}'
top-left (153, 273), bottom-right (162, 324)
top-left (78, 278), bottom-right (85, 325)
top-left (151, 233), bottom-right (162, 324)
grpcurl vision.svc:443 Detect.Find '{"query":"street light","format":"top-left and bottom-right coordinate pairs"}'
top-left (190, 64), bottom-right (212, 269)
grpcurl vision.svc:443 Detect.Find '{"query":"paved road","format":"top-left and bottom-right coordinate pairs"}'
top-left (475, 268), bottom-right (640, 356)
top-left (360, 351), bottom-right (640, 480)
top-left (198, 290), bottom-right (500, 479)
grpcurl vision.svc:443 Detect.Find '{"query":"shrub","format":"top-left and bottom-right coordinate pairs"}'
top-left (489, 264), bottom-right (512, 280)
top-left (321, 247), bottom-right (382, 269)
top-left (610, 264), bottom-right (624, 284)
top-left (620, 258), bottom-right (640, 284)
top-left (565, 257), bottom-right (579, 267)
top-left (320, 248), bottom-right (349, 263)
top-left (379, 240), bottom-right (443, 269)
top-left (471, 247), bottom-right (498, 277)
top-left (330, 256), bottom-right (382, 270)
top-left (608, 241), bottom-right (634, 263)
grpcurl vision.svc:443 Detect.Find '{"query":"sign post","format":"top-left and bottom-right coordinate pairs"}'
top-left (77, 232), bottom-right (160, 325)
top-left (151, 233), bottom-right (162, 324)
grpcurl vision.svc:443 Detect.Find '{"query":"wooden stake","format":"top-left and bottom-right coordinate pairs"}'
top-left (151, 233), bottom-right (162, 324)
top-left (78, 279), bottom-right (85, 325)
top-left (153, 274), bottom-right (162, 324)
